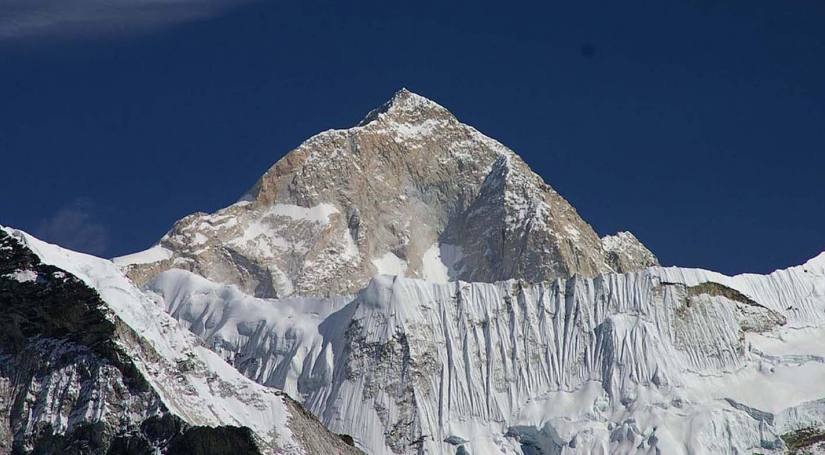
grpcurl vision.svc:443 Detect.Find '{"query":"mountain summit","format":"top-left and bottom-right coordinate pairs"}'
top-left (117, 89), bottom-right (657, 297)
top-left (357, 88), bottom-right (452, 126)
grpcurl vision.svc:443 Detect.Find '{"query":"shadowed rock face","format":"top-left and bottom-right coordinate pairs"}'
top-left (118, 89), bottom-right (657, 298)
top-left (0, 230), bottom-right (144, 380)
top-left (601, 231), bottom-right (659, 273)
top-left (0, 230), bottom-right (163, 453)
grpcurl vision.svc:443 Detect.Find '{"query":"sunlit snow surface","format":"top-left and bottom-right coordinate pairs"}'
top-left (112, 244), bottom-right (173, 266)
top-left (371, 251), bottom-right (408, 277)
top-left (143, 247), bottom-right (825, 454)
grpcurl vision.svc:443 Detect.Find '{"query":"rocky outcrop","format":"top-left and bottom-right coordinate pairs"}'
top-left (601, 231), bottom-right (658, 273)
top-left (118, 89), bottom-right (656, 298)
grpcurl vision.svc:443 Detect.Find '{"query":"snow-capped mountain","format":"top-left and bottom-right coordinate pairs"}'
top-left (117, 89), bottom-right (656, 299)
top-left (3, 89), bottom-right (825, 454)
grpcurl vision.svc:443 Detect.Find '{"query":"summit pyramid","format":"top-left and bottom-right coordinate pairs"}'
top-left (117, 89), bottom-right (657, 298)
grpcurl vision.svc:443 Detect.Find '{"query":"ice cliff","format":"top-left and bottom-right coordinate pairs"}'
top-left (147, 252), bottom-right (825, 454)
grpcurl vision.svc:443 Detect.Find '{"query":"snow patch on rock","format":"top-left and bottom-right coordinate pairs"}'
top-left (268, 203), bottom-right (339, 225)
top-left (2, 269), bottom-right (38, 283)
top-left (420, 243), bottom-right (462, 283)
top-left (371, 252), bottom-right (408, 277)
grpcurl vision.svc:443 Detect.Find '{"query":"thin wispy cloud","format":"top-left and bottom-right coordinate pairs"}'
top-left (36, 198), bottom-right (110, 256)
top-left (0, 0), bottom-right (250, 41)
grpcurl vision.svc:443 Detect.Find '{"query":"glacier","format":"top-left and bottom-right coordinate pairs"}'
top-left (146, 251), bottom-right (825, 454)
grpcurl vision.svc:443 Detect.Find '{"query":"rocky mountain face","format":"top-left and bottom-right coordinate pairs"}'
top-left (4, 89), bottom-right (825, 455)
top-left (0, 228), bottom-right (361, 454)
top-left (118, 89), bottom-right (656, 298)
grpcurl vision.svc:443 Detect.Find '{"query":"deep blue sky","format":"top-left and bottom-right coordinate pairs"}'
top-left (1, 1), bottom-right (823, 274)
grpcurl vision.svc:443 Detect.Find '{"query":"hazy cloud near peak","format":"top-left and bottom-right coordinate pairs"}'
top-left (35, 198), bottom-right (110, 257)
top-left (0, 0), bottom-right (250, 41)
